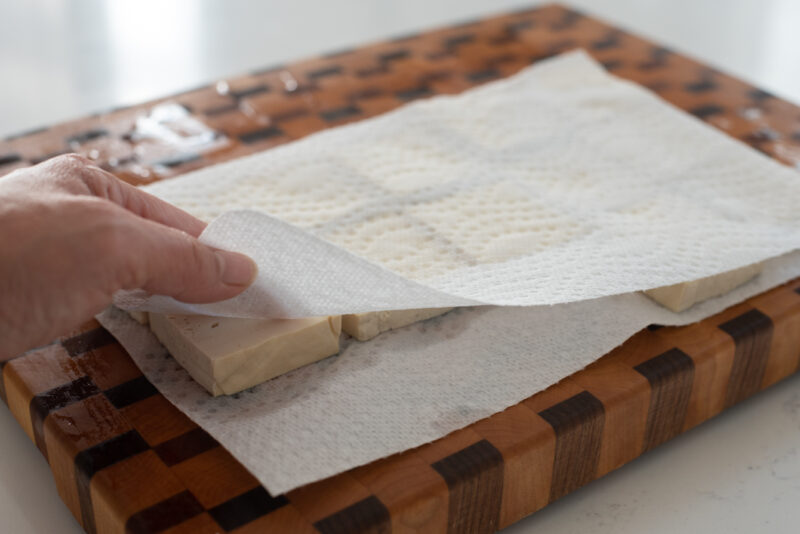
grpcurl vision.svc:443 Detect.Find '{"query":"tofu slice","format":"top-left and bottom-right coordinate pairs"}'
top-left (128, 311), bottom-right (149, 325)
top-left (342, 308), bottom-right (453, 341)
top-left (149, 313), bottom-right (341, 396)
top-left (644, 262), bottom-right (763, 312)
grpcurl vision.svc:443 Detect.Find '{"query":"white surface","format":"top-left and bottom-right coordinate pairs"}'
top-left (0, 405), bottom-right (83, 533)
top-left (1, 0), bottom-right (799, 532)
top-left (2, 0), bottom-right (800, 139)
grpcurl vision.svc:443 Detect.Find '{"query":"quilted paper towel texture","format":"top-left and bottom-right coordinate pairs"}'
top-left (118, 50), bottom-right (800, 319)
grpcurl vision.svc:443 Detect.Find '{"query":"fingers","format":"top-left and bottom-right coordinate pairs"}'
top-left (30, 154), bottom-right (208, 237)
top-left (77, 160), bottom-right (208, 237)
top-left (98, 174), bottom-right (207, 237)
top-left (109, 210), bottom-right (257, 303)
top-left (27, 155), bottom-right (257, 303)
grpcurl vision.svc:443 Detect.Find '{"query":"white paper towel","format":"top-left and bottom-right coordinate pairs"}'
top-left (99, 251), bottom-right (800, 496)
top-left (98, 50), bottom-right (800, 495)
top-left (116, 51), bottom-right (800, 318)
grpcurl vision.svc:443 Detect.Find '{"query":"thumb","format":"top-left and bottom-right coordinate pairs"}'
top-left (115, 213), bottom-right (258, 303)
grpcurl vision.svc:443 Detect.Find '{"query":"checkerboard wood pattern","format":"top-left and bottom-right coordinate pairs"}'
top-left (1, 4), bottom-right (799, 533)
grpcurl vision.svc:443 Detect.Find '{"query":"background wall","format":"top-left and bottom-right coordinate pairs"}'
top-left (1, 0), bottom-right (799, 138)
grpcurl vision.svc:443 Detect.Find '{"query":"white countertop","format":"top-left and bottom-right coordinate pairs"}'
top-left (1, 1), bottom-right (799, 532)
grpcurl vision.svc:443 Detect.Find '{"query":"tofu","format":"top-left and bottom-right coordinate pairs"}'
top-left (128, 311), bottom-right (149, 325)
top-left (342, 308), bottom-right (453, 341)
top-left (149, 313), bottom-right (341, 396)
top-left (644, 262), bottom-right (763, 312)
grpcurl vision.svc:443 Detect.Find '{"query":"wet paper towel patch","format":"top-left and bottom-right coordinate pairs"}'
top-left (117, 50), bottom-right (800, 319)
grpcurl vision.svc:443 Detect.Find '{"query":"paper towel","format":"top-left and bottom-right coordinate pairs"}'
top-left (99, 251), bottom-right (800, 496)
top-left (98, 50), bottom-right (800, 495)
top-left (116, 50), bottom-right (800, 318)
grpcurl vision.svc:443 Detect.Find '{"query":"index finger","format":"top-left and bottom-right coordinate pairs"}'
top-left (83, 164), bottom-right (208, 237)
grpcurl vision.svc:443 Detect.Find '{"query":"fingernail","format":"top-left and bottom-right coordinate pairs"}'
top-left (217, 251), bottom-right (258, 287)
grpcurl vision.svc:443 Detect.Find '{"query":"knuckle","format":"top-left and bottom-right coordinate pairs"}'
top-left (48, 153), bottom-right (92, 172)
top-left (58, 153), bottom-right (91, 165)
top-left (79, 167), bottom-right (111, 196)
top-left (40, 153), bottom-right (96, 193)
top-left (64, 153), bottom-right (92, 164)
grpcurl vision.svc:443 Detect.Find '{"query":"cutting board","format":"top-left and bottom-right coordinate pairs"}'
top-left (2, 4), bottom-right (800, 533)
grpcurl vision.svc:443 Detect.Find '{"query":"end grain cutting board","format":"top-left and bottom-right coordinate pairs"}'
top-left (1, 4), bottom-right (800, 533)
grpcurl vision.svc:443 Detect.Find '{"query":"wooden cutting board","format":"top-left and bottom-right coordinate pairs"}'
top-left (2, 4), bottom-right (800, 533)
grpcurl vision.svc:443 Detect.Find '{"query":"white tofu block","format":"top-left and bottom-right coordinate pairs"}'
top-left (128, 311), bottom-right (149, 325)
top-left (644, 262), bottom-right (763, 312)
top-left (342, 308), bottom-right (453, 341)
top-left (149, 313), bottom-right (341, 396)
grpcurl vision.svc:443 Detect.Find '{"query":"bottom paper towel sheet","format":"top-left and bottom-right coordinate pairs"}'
top-left (99, 251), bottom-right (800, 495)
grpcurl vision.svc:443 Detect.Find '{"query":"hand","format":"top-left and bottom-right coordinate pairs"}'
top-left (0, 154), bottom-right (257, 360)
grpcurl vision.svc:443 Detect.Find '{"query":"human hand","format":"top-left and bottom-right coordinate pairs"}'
top-left (0, 154), bottom-right (257, 360)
